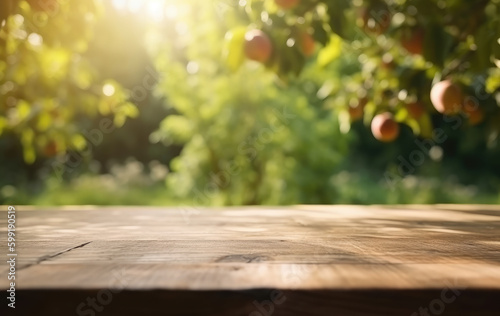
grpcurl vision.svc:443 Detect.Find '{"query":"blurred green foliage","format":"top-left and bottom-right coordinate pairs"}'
top-left (227, 0), bottom-right (500, 139)
top-left (1, 0), bottom-right (500, 206)
top-left (0, 0), bottom-right (138, 165)
top-left (8, 167), bottom-right (499, 206)
top-left (151, 1), bottom-right (353, 205)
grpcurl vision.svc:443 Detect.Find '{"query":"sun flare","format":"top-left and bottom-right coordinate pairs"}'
top-left (111, 0), bottom-right (181, 21)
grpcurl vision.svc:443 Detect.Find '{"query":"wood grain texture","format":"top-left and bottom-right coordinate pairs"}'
top-left (0, 205), bottom-right (499, 315)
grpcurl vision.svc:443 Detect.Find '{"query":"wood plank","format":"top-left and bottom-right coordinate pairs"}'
top-left (12, 237), bottom-right (499, 266)
top-left (11, 263), bottom-right (500, 290)
top-left (2, 241), bottom-right (92, 267)
top-left (1, 205), bottom-right (499, 241)
top-left (0, 205), bottom-right (499, 315)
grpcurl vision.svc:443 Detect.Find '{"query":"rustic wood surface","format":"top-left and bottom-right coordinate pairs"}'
top-left (1, 205), bottom-right (499, 315)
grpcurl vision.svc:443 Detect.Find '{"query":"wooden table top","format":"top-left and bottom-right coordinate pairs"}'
top-left (1, 205), bottom-right (499, 315)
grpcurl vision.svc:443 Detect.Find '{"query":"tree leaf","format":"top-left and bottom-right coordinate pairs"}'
top-left (317, 35), bottom-right (342, 68)
top-left (223, 26), bottom-right (247, 71)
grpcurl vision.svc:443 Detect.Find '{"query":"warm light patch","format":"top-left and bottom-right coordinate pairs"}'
top-left (111, 0), bottom-right (181, 21)
top-left (103, 83), bottom-right (116, 96)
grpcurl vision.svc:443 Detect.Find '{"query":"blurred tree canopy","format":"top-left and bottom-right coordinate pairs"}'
top-left (151, 0), bottom-right (500, 204)
top-left (152, 0), bottom-right (349, 204)
top-left (226, 0), bottom-right (500, 141)
top-left (1, 0), bottom-right (500, 206)
top-left (0, 0), bottom-right (138, 165)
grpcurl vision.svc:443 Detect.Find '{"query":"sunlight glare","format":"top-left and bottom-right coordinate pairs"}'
top-left (111, 0), bottom-right (181, 21)
top-left (103, 84), bottom-right (116, 97)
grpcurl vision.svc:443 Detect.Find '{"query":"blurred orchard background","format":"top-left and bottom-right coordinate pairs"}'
top-left (1, 0), bottom-right (500, 206)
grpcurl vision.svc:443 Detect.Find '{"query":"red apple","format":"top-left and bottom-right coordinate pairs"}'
top-left (300, 32), bottom-right (315, 57)
top-left (275, 0), bottom-right (300, 10)
top-left (463, 98), bottom-right (484, 126)
top-left (430, 80), bottom-right (464, 114)
top-left (371, 113), bottom-right (400, 142)
top-left (27, 0), bottom-right (58, 13)
top-left (360, 5), bottom-right (392, 35)
top-left (407, 102), bottom-right (425, 119)
top-left (402, 28), bottom-right (425, 55)
top-left (244, 30), bottom-right (273, 63)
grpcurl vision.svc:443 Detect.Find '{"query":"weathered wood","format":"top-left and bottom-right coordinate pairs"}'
top-left (0, 205), bottom-right (499, 315)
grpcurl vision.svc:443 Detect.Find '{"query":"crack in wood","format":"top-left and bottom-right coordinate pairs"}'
top-left (216, 254), bottom-right (269, 263)
top-left (18, 241), bottom-right (93, 270)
